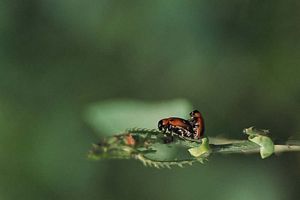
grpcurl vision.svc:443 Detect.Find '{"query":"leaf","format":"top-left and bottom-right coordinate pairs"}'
top-left (143, 142), bottom-right (194, 161)
top-left (188, 137), bottom-right (211, 157)
top-left (84, 99), bottom-right (192, 135)
top-left (244, 127), bottom-right (274, 159)
top-left (248, 135), bottom-right (274, 159)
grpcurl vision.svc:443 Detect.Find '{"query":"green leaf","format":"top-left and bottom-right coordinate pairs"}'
top-left (244, 127), bottom-right (275, 159)
top-left (248, 135), bottom-right (274, 159)
top-left (188, 137), bottom-right (211, 157)
top-left (84, 99), bottom-right (192, 135)
top-left (143, 141), bottom-right (194, 161)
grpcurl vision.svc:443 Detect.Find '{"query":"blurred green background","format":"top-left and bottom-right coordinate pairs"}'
top-left (1, 0), bottom-right (300, 200)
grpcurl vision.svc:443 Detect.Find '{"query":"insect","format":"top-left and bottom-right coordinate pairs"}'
top-left (189, 110), bottom-right (205, 139)
top-left (158, 117), bottom-right (194, 138)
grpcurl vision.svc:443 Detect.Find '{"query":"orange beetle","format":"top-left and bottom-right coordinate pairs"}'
top-left (158, 117), bottom-right (194, 138)
top-left (189, 110), bottom-right (205, 139)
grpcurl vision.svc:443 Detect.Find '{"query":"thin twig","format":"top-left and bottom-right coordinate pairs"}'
top-left (88, 128), bottom-right (300, 167)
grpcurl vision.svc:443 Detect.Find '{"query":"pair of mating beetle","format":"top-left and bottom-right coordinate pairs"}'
top-left (158, 110), bottom-right (205, 140)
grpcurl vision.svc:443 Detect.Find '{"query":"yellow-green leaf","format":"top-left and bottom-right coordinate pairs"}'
top-left (188, 137), bottom-right (211, 157)
top-left (248, 135), bottom-right (274, 159)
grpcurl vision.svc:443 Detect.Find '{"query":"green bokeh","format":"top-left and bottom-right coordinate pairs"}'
top-left (0, 0), bottom-right (299, 200)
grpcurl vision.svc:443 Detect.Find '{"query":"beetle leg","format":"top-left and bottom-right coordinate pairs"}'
top-left (163, 134), bottom-right (174, 143)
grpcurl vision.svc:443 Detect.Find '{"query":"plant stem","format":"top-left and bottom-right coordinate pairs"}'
top-left (89, 128), bottom-right (300, 167)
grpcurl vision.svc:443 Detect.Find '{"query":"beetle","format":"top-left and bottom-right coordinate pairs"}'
top-left (189, 110), bottom-right (205, 139)
top-left (158, 117), bottom-right (194, 138)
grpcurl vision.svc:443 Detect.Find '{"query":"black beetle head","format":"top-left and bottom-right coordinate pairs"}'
top-left (158, 120), bottom-right (163, 131)
top-left (190, 110), bottom-right (201, 117)
top-left (190, 110), bottom-right (200, 117)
